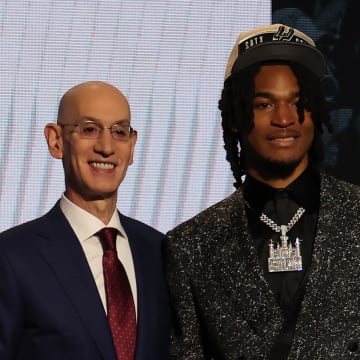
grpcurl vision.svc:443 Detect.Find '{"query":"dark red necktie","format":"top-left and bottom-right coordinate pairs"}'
top-left (97, 227), bottom-right (137, 360)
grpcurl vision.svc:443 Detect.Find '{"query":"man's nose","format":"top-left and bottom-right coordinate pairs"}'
top-left (94, 129), bottom-right (115, 155)
top-left (271, 103), bottom-right (297, 127)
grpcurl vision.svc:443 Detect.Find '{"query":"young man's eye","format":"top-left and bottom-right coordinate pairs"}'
top-left (292, 100), bottom-right (300, 108)
top-left (254, 102), bottom-right (270, 109)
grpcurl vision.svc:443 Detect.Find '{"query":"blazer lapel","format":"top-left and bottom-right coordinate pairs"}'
top-left (298, 174), bottom-right (350, 310)
top-left (35, 203), bottom-right (117, 360)
top-left (120, 214), bottom-right (171, 360)
top-left (289, 173), bottom-right (360, 357)
top-left (217, 192), bottom-right (283, 333)
top-left (189, 190), bottom-right (283, 356)
top-left (120, 215), bottom-right (155, 358)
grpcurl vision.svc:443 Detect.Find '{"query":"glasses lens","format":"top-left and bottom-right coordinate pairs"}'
top-left (111, 124), bottom-right (132, 141)
top-left (79, 122), bottom-right (101, 139)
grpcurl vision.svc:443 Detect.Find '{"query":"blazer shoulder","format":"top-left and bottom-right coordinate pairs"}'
top-left (0, 201), bottom-right (64, 247)
top-left (167, 189), bottom-right (245, 239)
top-left (119, 212), bottom-right (164, 239)
top-left (321, 172), bottom-right (360, 204)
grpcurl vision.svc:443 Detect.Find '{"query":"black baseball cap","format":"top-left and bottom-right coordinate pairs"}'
top-left (224, 23), bottom-right (326, 80)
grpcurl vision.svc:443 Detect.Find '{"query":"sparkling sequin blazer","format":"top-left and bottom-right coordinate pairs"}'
top-left (164, 173), bottom-right (360, 359)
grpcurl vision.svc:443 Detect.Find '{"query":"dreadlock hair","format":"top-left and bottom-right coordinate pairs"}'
top-left (218, 61), bottom-right (333, 189)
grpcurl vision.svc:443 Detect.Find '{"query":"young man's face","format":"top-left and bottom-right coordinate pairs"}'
top-left (243, 64), bottom-right (315, 181)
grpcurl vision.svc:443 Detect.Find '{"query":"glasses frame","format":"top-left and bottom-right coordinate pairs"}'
top-left (59, 120), bottom-right (135, 142)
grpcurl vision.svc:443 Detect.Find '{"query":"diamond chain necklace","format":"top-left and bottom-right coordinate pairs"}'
top-left (259, 207), bottom-right (305, 234)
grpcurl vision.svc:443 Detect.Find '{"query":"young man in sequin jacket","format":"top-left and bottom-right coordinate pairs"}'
top-left (164, 24), bottom-right (360, 359)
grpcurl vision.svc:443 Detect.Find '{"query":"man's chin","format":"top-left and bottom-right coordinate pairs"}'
top-left (80, 189), bottom-right (118, 202)
top-left (256, 158), bottom-right (302, 181)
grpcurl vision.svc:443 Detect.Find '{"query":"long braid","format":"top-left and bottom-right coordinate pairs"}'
top-left (218, 63), bottom-right (261, 188)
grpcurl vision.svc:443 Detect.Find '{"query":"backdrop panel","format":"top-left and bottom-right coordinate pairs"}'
top-left (0, 1), bottom-right (271, 233)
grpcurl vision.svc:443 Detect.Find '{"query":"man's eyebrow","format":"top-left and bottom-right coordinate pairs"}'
top-left (254, 91), bottom-right (273, 98)
top-left (81, 116), bottom-right (131, 125)
top-left (254, 91), bottom-right (301, 99)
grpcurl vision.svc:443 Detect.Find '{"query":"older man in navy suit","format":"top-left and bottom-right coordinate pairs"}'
top-left (0, 81), bottom-right (171, 359)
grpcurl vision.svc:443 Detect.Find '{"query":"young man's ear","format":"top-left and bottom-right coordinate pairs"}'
top-left (44, 123), bottom-right (64, 159)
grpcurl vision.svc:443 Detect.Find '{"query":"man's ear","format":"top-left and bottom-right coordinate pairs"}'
top-left (44, 123), bottom-right (64, 159)
top-left (128, 130), bottom-right (138, 165)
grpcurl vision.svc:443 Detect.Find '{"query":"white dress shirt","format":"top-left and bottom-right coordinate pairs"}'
top-left (60, 194), bottom-right (137, 317)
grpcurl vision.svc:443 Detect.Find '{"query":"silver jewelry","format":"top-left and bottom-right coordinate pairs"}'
top-left (260, 207), bottom-right (305, 273)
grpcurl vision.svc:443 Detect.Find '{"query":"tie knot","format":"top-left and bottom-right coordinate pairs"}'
top-left (97, 227), bottom-right (118, 251)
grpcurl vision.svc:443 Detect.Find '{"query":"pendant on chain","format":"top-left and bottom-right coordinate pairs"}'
top-left (268, 225), bottom-right (303, 272)
top-left (259, 207), bottom-right (305, 273)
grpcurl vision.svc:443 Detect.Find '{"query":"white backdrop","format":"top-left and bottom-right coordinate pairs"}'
top-left (0, 0), bottom-right (270, 233)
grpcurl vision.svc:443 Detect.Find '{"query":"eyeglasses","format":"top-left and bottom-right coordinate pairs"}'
top-left (59, 121), bottom-right (135, 142)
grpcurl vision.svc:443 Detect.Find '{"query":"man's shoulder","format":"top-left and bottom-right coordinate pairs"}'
top-left (168, 190), bottom-right (244, 236)
top-left (321, 172), bottom-right (360, 199)
top-left (119, 212), bottom-right (164, 238)
top-left (0, 202), bottom-right (61, 244)
top-left (320, 172), bottom-right (360, 221)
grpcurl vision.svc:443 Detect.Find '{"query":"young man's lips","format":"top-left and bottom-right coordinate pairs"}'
top-left (267, 131), bottom-right (300, 141)
top-left (271, 136), bottom-right (296, 142)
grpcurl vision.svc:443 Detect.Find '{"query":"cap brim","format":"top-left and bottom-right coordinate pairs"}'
top-left (231, 42), bottom-right (326, 79)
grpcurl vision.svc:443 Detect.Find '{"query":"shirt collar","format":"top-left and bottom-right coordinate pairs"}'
top-left (59, 194), bottom-right (126, 242)
top-left (243, 166), bottom-right (320, 213)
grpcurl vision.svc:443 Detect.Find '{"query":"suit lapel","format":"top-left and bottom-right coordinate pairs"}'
top-left (120, 214), bottom-right (171, 360)
top-left (290, 174), bottom-right (360, 357)
top-left (299, 174), bottom-right (346, 309)
top-left (120, 215), bottom-right (154, 359)
top-left (204, 191), bottom-right (283, 344)
top-left (35, 203), bottom-right (117, 360)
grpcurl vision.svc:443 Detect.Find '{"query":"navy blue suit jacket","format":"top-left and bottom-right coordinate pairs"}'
top-left (0, 202), bottom-right (171, 359)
